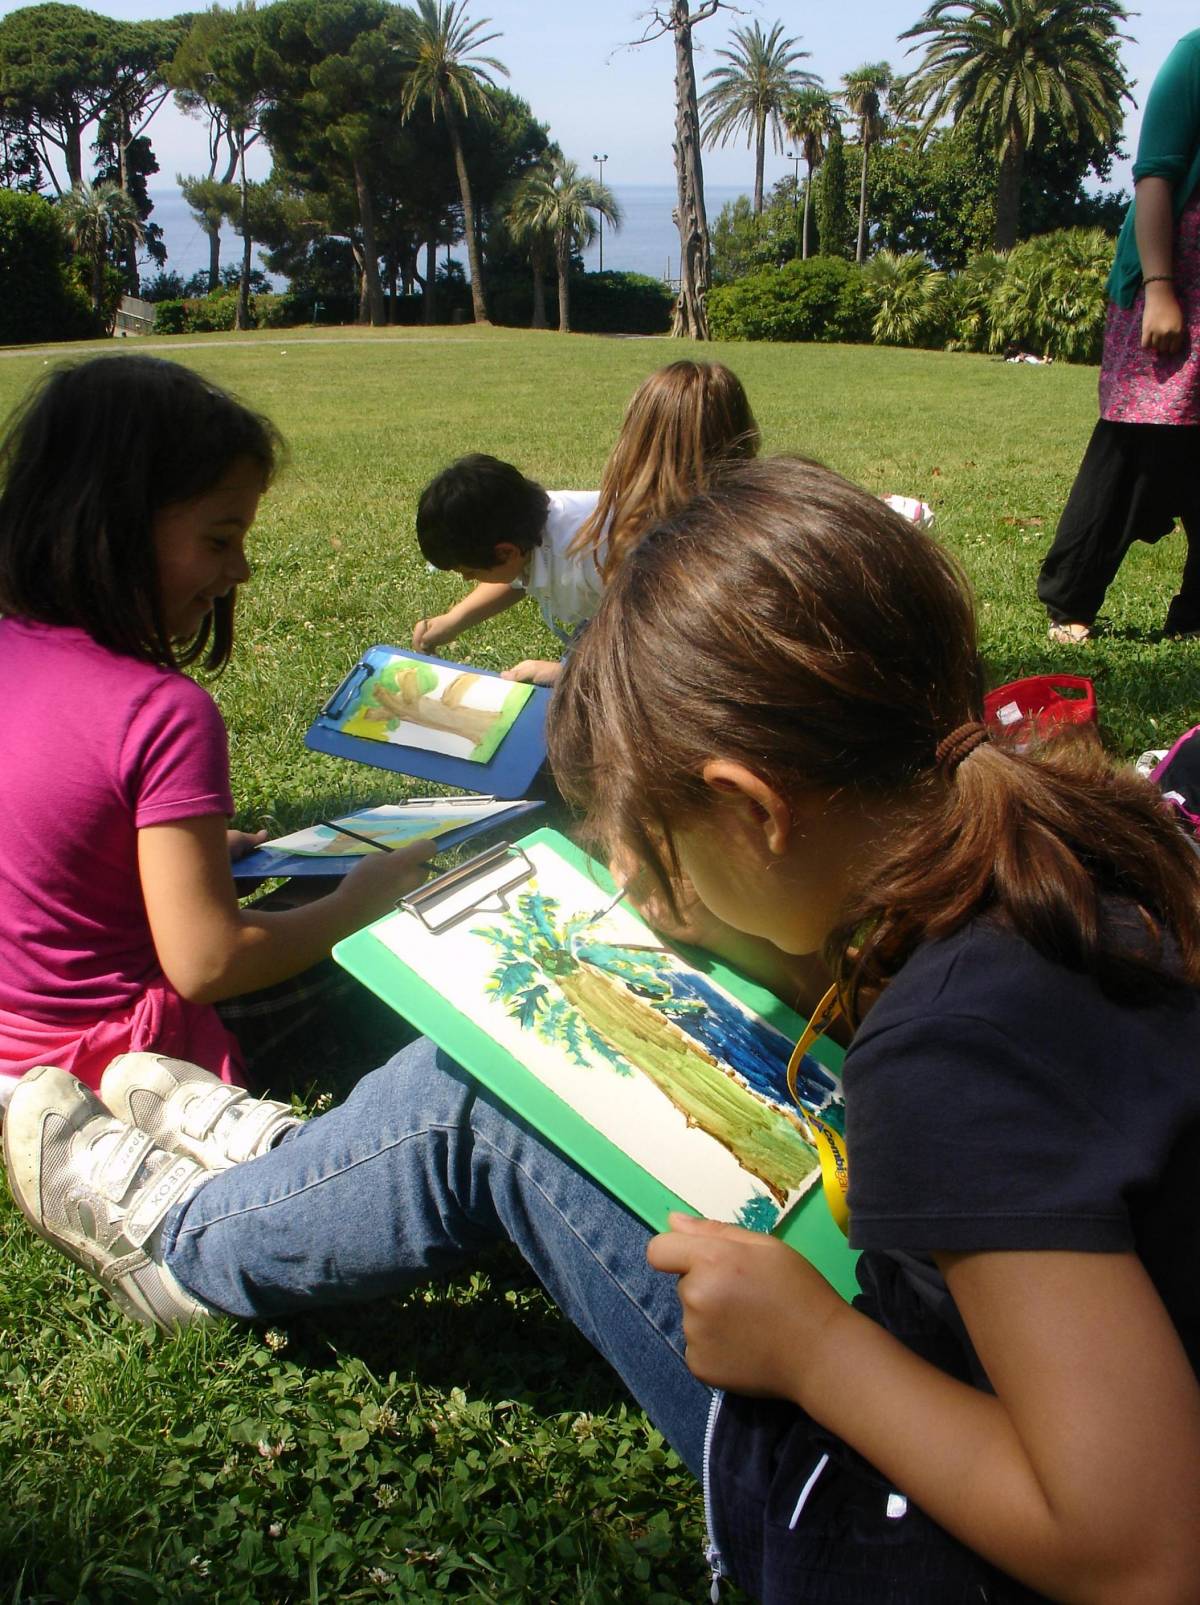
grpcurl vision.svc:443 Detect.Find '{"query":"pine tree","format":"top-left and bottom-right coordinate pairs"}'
top-left (816, 124), bottom-right (852, 258)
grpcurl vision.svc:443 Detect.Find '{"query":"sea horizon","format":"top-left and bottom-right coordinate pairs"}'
top-left (140, 182), bottom-right (753, 293)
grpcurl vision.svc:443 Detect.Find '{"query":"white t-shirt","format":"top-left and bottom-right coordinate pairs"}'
top-left (514, 490), bottom-right (606, 644)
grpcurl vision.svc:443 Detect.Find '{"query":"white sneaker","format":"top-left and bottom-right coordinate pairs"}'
top-left (101, 1053), bottom-right (301, 1172)
top-left (3, 1064), bottom-right (213, 1330)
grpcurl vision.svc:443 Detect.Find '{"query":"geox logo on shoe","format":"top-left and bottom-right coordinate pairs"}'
top-left (126, 1158), bottom-right (196, 1246)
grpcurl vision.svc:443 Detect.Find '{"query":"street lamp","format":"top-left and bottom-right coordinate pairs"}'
top-left (593, 153), bottom-right (608, 272)
top-left (786, 151), bottom-right (802, 208)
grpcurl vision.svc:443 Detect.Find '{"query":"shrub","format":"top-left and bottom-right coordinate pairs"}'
top-left (861, 250), bottom-right (947, 348)
top-left (491, 270), bottom-right (673, 334)
top-left (707, 256), bottom-right (871, 343)
top-left (562, 271), bottom-right (673, 334)
top-left (984, 228), bottom-right (1113, 362)
top-left (152, 291), bottom-right (251, 335)
top-left (152, 299), bottom-right (188, 334)
top-left (187, 290), bottom-right (240, 332)
top-left (0, 191), bottom-right (100, 344)
top-left (943, 251), bottom-right (1009, 352)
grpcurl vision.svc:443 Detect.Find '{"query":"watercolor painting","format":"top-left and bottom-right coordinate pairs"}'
top-left (262, 802), bottom-right (522, 859)
top-left (371, 843), bottom-right (844, 1231)
top-left (339, 654), bottom-right (533, 764)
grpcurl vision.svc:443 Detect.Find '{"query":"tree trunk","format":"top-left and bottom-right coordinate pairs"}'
top-left (352, 238), bottom-right (368, 323)
top-left (117, 106), bottom-right (137, 293)
top-left (994, 138), bottom-right (1023, 252)
top-left (387, 261), bottom-right (398, 324)
top-left (65, 110), bottom-right (83, 189)
top-left (855, 135), bottom-right (869, 263)
top-left (556, 236), bottom-right (570, 334)
top-left (531, 251), bottom-right (547, 329)
top-left (802, 165), bottom-right (813, 259)
top-left (207, 223), bottom-right (220, 294)
top-left (352, 157), bottom-right (386, 327)
top-left (90, 250), bottom-right (103, 316)
top-left (670, 1), bottom-right (711, 340)
top-left (235, 136), bottom-right (252, 332)
top-left (422, 234), bottom-right (437, 324)
top-left (554, 963), bottom-right (816, 1206)
top-left (445, 100), bottom-right (489, 325)
top-left (753, 113), bottom-right (765, 216)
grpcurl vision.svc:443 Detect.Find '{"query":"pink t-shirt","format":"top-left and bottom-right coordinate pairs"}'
top-left (0, 618), bottom-right (234, 1046)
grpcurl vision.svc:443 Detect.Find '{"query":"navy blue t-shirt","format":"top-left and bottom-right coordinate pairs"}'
top-left (845, 917), bottom-right (1200, 1376)
top-left (709, 918), bottom-right (1200, 1603)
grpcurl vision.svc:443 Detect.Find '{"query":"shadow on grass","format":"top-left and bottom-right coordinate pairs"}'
top-left (275, 1245), bottom-right (633, 1417)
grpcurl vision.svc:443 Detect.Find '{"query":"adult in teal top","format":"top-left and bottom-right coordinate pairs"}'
top-left (1037, 30), bottom-right (1200, 642)
top-left (1108, 30), bottom-right (1200, 309)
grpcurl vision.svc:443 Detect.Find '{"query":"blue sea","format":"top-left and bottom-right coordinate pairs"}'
top-left (142, 182), bottom-right (750, 290)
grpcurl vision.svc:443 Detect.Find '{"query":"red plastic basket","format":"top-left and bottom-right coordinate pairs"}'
top-left (983, 675), bottom-right (1097, 738)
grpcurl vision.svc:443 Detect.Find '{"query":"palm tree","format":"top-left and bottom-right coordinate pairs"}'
top-left (784, 87), bottom-right (837, 259)
top-left (58, 180), bottom-right (144, 318)
top-left (507, 156), bottom-right (621, 334)
top-left (502, 186), bottom-right (553, 329)
top-left (699, 20), bottom-right (819, 216)
top-left (398, 0), bottom-right (508, 324)
top-left (842, 62), bottom-right (892, 263)
top-left (899, 0), bottom-right (1131, 251)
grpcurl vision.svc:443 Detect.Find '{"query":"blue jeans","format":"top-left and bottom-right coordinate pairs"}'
top-left (162, 1037), bottom-right (712, 1477)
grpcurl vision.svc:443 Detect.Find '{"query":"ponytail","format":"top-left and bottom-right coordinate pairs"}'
top-left (837, 730), bottom-right (1200, 1020)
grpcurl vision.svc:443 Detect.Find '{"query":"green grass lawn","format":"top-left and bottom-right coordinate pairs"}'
top-left (2, 327), bottom-right (1199, 1603)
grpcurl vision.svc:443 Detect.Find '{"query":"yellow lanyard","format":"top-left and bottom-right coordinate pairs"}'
top-left (786, 982), bottom-right (851, 1237)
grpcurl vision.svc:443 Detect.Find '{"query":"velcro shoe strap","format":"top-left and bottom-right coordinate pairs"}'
top-left (223, 1101), bottom-right (297, 1164)
top-left (96, 1126), bottom-right (157, 1202)
top-left (181, 1083), bottom-right (246, 1141)
top-left (124, 1157), bottom-right (201, 1247)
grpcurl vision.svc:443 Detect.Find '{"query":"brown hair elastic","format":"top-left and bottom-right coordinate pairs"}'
top-left (935, 721), bottom-right (990, 775)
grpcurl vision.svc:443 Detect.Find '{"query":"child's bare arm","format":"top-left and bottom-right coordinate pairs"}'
top-left (501, 658), bottom-right (562, 686)
top-left (139, 815), bottom-right (432, 1002)
top-left (413, 583), bottom-right (522, 651)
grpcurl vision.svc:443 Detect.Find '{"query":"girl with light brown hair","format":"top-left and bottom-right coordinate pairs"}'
top-left (569, 359), bottom-right (760, 579)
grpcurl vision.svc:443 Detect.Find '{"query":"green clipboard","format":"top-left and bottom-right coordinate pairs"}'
top-left (335, 827), bottom-right (860, 1301)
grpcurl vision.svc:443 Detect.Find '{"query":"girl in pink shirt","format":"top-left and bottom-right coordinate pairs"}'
top-left (0, 356), bottom-right (428, 1104)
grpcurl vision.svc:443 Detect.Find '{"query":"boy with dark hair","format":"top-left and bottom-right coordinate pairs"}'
top-left (413, 454), bottom-right (603, 687)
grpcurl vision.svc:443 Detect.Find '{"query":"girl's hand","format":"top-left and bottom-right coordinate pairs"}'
top-left (413, 613), bottom-right (457, 652)
top-left (647, 1213), bottom-right (844, 1401)
top-left (501, 658), bottom-right (561, 685)
top-left (227, 827), bottom-right (268, 861)
top-left (339, 840), bottom-right (434, 914)
top-left (1141, 282), bottom-right (1185, 354)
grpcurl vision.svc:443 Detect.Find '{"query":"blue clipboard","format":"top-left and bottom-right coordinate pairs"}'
top-left (305, 645), bottom-right (551, 799)
top-left (232, 799), bottom-right (543, 881)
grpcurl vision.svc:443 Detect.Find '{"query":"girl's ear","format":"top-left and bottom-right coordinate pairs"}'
top-left (700, 760), bottom-right (792, 856)
top-left (493, 541), bottom-right (522, 563)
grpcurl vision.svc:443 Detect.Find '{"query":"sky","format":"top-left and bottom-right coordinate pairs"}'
top-left (0, 0), bottom-right (1194, 197)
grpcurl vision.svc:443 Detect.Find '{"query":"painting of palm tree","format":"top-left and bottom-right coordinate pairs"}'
top-left (699, 20), bottom-right (819, 216)
top-left (473, 889), bottom-right (841, 1206)
top-left (898, 0), bottom-right (1131, 251)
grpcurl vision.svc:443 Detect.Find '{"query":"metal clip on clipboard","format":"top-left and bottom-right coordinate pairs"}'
top-left (321, 657), bottom-right (374, 720)
top-left (398, 843), bottom-right (536, 934)
top-left (402, 793), bottom-right (496, 808)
